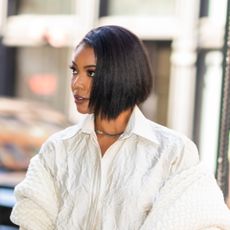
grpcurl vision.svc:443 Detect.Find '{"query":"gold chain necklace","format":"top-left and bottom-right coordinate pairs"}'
top-left (95, 129), bottom-right (124, 137)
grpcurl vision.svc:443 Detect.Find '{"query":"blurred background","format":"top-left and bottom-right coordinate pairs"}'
top-left (0, 0), bottom-right (230, 228)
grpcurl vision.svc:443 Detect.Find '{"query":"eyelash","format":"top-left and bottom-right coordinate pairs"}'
top-left (69, 65), bottom-right (95, 78)
top-left (69, 65), bottom-right (78, 75)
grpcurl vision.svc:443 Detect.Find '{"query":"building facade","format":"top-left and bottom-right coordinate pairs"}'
top-left (0, 0), bottom-right (229, 195)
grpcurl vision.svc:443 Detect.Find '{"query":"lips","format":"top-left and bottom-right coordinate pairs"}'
top-left (74, 94), bottom-right (89, 104)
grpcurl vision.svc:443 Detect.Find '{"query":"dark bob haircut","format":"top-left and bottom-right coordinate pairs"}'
top-left (77, 25), bottom-right (153, 119)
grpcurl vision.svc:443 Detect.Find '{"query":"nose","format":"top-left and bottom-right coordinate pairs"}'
top-left (72, 74), bottom-right (84, 90)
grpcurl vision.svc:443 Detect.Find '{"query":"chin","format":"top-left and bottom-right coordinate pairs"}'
top-left (76, 105), bottom-right (90, 114)
top-left (76, 109), bottom-right (89, 114)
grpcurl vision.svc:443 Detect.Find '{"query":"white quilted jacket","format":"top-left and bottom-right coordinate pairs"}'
top-left (10, 106), bottom-right (230, 230)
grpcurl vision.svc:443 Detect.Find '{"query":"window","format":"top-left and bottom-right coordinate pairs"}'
top-left (100, 0), bottom-right (175, 17)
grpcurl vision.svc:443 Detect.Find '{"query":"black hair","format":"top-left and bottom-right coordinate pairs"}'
top-left (78, 25), bottom-right (153, 119)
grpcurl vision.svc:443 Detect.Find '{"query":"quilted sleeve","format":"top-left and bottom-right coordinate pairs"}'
top-left (10, 154), bottom-right (59, 230)
top-left (140, 164), bottom-right (230, 230)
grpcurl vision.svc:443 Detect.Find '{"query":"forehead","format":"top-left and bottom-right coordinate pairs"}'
top-left (72, 43), bottom-right (96, 64)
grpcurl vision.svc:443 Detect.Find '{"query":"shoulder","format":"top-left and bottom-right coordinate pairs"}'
top-left (147, 119), bottom-right (196, 150)
top-left (133, 107), bottom-right (195, 151)
top-left (145, 119), bottom-right (200, 173)
top-left (40, 123), bottom-right (81, 152)
top-left (37, 123), bottom-right (81, 163)
top-left (47, 123), bottom-right (81, 142)
top-left (33, 124), bottom-right (82, 175)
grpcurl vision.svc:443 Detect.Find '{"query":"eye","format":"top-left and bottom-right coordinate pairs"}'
top-left (87, 70), bottom-right (96, 78)
top-left (69, 65), bottom-right (78, 75)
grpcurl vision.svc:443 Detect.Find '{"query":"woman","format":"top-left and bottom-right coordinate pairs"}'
top-left (11, 25), bottom-right (230, 230)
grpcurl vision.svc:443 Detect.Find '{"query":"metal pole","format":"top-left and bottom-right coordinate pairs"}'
top-left (216, 0), bottom-right (230, 198)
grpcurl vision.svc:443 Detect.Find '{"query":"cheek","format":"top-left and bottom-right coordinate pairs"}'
top-left (86, 79), bottom-right (93, 92)
top-left (70, 79), bottom-right (74, 91)
top-left (71, 76), bottom-right (77, 91)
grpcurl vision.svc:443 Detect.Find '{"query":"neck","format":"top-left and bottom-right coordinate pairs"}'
top-left (95, 108), bottom-right (133, 137)
top-left (95, 129), bottom-right (124, 137)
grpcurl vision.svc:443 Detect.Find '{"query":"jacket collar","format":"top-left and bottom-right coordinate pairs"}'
top-left (80, 105), bottom-right (159, 146)
top-left (124, 106), bottom-right (160, 145)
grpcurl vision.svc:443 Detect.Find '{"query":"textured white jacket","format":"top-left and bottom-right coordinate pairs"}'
top-left (11, 106), bottom-right (230, 230)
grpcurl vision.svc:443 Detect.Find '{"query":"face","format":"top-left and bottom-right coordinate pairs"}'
top-left (70, 43), bottom-right (96, 114)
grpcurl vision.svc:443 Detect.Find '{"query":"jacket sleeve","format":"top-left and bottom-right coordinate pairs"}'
top-left (10, 153), bottom-right (59, 230)
top-left (140, 163), bottom-right (230, 230)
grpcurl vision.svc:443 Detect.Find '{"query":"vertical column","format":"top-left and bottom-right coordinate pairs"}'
top-left (199, 52), bottom-right (223, 173)
top-left (0, 0), bottom-right (7, 35)
top-left (167, 0), bottom-right (199, 138)
top-left (75, 0), bottom-right (100, 35)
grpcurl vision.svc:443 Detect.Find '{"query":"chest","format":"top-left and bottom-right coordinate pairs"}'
top-left (97, 135), bottom-right (118, 156)
top-left (55, 138), bottom-right (168, 229)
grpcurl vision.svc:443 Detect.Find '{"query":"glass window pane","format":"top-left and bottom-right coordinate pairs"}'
top-left (106, 0), bottom-right (175, 16)
top-left (19, 0), bottom-right (75, 14)
top-left (141, 41), bottom-right (171, 126)
top-left (208, 0), bottom-right (227, 22)
top-left (16, 47), bottom-right (70, 113)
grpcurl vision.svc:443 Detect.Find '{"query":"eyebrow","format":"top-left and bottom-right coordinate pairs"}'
top-left (71, 61), bottom-right (96, 69)
top-left (71, 61), bottom-right (76, 66)
top-left (84, 65), bottom-right (96, 68)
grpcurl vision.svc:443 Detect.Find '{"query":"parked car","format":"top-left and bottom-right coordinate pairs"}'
top-left (0, 97), bottom-right (71, 228)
